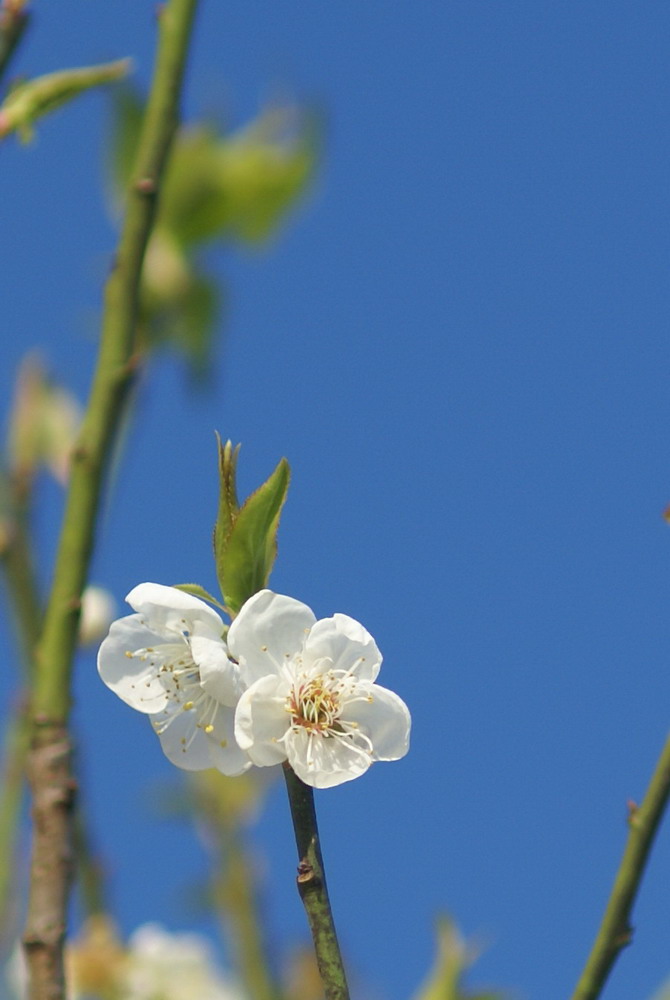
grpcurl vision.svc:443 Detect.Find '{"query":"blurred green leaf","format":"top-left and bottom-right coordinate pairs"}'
top-left (108, 90), bottom-right (316, 375)
top-left (0, 58), bottom-right (130, 141)
top-left (412, 917), bottom-right (509, 1000)
top-left (214, 446), bottom-right (290, 615)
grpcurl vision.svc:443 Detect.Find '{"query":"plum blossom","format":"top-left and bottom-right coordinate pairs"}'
top-left (97, 583), bottom-right (249, 775)
top-left (231, 590), bottom-right (410, 788)
top-left (122, 924), bottom-right (242, 1000)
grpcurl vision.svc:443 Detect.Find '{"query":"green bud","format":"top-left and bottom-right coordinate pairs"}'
top-left (213, 438), bottom-right (290, 615)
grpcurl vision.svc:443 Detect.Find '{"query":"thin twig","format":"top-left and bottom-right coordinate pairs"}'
top-left (22, 3), bottom-right (200, 998)
top-left (283, 764), bottom-right (350, 1000)
top-left (192, 772), bottom-right (283, 1000)
top-left (570, 732), bottom-right (670, 1000)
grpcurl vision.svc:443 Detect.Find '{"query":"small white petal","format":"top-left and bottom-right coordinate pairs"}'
top-left (126, 583), bottom-right (224, 641)
top-left (343, 683), bottom-right (411, 761)
top-left (97, 615), bottom-right (171, 713)
top-left (303, 613), bottom-right (382, 681)
top-left (154, 708), bottom-right (214, 771)
top-left (234, 675), bottom-right (290, 765)
top-left (228, 590), bottom-right (316, 685)
top-left (285, 728), bottom-right (372, 788)
top-left (191, 635), bottom-right (241, 707)
top-left (204, 707), bottom-right (253, 776)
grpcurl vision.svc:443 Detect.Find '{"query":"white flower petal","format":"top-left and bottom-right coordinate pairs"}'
top-left (228, 590), bottom-right (316, 685)
top-left (191, 635), bottom-right (240, 707)
top-left (234, 675), bottom-right (290, 765)
top-left (343, 683), bottom-right (411, 761)
top-left (153, 707), bottom-right (214, 771)
top-left (285, 728), bottom-right (372, 788)
top-left (204, 707), bottom-right (252, 776)
top-left (97, 615), bottom-right (171, 713)
top-left (126, 583), bottom-right (224, 641)
top-left (303, 614), bottom-right (381, 681)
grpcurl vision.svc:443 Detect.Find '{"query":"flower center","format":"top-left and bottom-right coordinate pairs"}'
top-left (287, 675), bottom-right (341, 733)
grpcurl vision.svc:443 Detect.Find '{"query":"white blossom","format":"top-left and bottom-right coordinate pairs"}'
top-left (97, 583), bottom-right (249, 775)
top-left (123, 924), bottom-right (242, 1000)
top-left (78, 585), bottom-right (116, 646)
top-left (231, 590), bottom-right (410, 788)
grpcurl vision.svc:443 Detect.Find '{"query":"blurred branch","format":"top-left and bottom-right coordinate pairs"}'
top-left (192, 772), bottom-right (283, 1000)
top-left (0, 478), bottom-right (41, 669)
top-left (22, 2), bottom-right (200, 998)
top-left (0, 696), bottom-right (31, 941)
top-left (0, 0), bottom-right (30, 86)
top-left (0, 470), bottom-right (40, 933)
top-left (282, 764), bottom-right (350, 1000)
top-left (570, 733), bottom-right (670, 1000)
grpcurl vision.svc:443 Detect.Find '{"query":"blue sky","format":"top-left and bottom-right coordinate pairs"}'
top-left (3, 3), bottom-right (670, 999)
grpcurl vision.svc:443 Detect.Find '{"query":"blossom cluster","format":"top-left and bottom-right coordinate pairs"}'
top-left (98, 584), bottom-right (410, 788)
top-left (8, 920), bottom-right (242, 1000)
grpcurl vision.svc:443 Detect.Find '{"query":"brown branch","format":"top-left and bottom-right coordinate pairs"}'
top-left (23, 725), bottom-right (76, 1000)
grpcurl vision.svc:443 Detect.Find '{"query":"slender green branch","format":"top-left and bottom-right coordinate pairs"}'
top-left (282, 764), bottom-right (350, 1000)
top-left (570, 733), bottom-right (670, 1000)
top-left (33, 0), bottom-right (198, 721)
top-left (22, 4), bottom-right (200, 999)
top-left (0, 1), bottom-right (30, 87)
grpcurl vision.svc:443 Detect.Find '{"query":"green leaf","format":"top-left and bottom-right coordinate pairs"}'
top-left (214, 451), bottom-right (290, 615)
top-left (172, 583), bottom-right (226, 610)
top-left (0, 58), bottom-right (130, 141)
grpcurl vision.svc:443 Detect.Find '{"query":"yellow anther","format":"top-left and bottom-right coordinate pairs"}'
top-left (219, 739), bottom-right (228, 748)
top-left (183, 701), bottom-right (194, 710)
top-left (204, 724), bottom-right (214, 734)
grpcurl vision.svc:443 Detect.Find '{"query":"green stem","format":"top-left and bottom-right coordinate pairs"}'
top-left (570, 733), bottom-right (670, 1000)
top-left (22, 4), bottom-right (200, 999)
top-left (33, 0), bottom-right (198, 721)
top-left (282, 764), bottom-right (350, 1000)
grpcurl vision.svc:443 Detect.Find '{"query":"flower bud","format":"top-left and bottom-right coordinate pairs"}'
top-left (78, 586), bottom-right (116, 646)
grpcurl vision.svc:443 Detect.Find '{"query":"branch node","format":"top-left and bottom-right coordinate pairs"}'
top-left (135, 175), bottom-right (157, 194)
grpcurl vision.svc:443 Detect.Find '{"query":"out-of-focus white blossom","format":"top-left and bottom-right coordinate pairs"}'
top-left (123, 924), bottom-right (242, 1000)
top-left (7, 919), bottom-right (244, 1000)
top-left (78, 586), bottom-right (116, 646)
